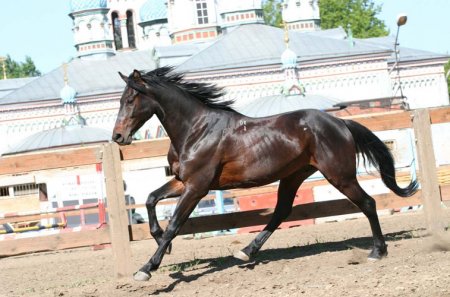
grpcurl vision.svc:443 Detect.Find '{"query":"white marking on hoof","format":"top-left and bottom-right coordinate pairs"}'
top-left (233, 250), bottom-right (250, 262)
top-left (133, 271), bottom-right (151, 281)
top-left (367, 256), bottom-right (380, 262)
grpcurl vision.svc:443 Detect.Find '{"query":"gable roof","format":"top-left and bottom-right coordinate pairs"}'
top-left (1, 50), bottom-right (156, 105)
top-left (358, 35), bottom-right (449, 63)
top-left (176, 24), bottom-right (392, 73)
top-left (0, 77), bottom-right (37, 99)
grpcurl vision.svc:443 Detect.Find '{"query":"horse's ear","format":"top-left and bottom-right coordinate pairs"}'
top-left (128, 80), bottom-right (148, 94)
top-left (118, 72), bottom-right (128, 83)
top-left (132, 69), bottom-right (142, 80)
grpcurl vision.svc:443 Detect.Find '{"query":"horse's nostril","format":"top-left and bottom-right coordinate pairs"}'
top-left (112, 133), bottom-right (122, 142)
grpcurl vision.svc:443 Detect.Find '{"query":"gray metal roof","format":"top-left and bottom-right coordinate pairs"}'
top-left (154, 42), bottom-right (213, 67)
top-left (1, 50), bottom-right (157, 105)
top-left (2, 125), bottom-right (111, 156)
top-left (357, 36), bottom-right (449, 63)
top-left (237, 93), bottom-right (339, 117)
top-left (0, 77), bottom-right (37, 99)
top-left (176, 24), bottom-right (392, 72)
top-left (2, 25), bottom-right (447, 105)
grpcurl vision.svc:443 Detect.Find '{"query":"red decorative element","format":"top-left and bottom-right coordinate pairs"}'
top-left (238, 188), bottom-right (314, 234)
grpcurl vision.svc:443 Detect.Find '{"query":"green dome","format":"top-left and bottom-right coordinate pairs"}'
top-left (60, 84), bottom-right (77, 104)
top-left (281, 47), bottom-right (297, 69)
top-left (70, 0), bottom-right (107, 12)
top-left (140, 0), bottom-right (167, 23)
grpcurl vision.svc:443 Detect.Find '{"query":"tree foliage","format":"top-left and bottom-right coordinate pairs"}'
top-left (0, 55), bottom-right (41, 80)
top-left (262, 0), bottom-right (389, 38)
top-left (263, 0), bottom-right (283, 28)
top-left (444, 59), bottom-right (450, 97)
top-left (319, 0), bottom-right (388, 38)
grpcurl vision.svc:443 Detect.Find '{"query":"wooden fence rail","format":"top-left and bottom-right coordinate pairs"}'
top-left (0, 107), bottom-right (449, 279)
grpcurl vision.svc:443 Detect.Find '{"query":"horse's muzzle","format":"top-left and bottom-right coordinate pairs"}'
top-left (112, 132), bottom-right (131, 145)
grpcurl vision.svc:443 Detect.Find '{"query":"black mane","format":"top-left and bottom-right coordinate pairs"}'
top-left (141, 66), bottom-right (236, 112)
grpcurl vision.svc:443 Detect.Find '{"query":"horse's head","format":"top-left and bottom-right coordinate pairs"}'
top-left (112, 70), bottom-right (158, 145)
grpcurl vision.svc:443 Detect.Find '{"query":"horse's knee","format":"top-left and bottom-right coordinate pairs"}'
top-left (146, 193), bottom-right (157, 209)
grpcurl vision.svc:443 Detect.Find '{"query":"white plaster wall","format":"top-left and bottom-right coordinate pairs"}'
top-left (168, 0), bottom-right (218, 33)
top-left (282, 0), bottom-right (319, 23)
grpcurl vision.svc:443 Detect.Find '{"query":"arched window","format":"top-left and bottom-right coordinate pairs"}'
top-left (126, 10), bottom-right (136, 48)
top-left (112, 12), bottom-right (123, 50)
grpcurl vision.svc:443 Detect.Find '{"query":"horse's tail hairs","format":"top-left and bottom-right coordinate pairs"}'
top-left (343, 119), bottom-right (419, 197)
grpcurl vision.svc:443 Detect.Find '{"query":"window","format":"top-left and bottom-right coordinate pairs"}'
top-left (196, 0), bottom-right (208, 25)
top-left (112, 12), bottom-right (123, 50)
top-left (383, 140), bottom-right (396, 153)
top-left (0, 186), bottom-right (9, 198)
top-left (13, 183), bottom-right (39, 197)
top-left (126, 10), bottom-right (136, 48)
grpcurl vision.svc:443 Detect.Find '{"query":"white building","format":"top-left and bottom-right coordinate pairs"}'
top-left (1, 0), bottom-right (448, 155)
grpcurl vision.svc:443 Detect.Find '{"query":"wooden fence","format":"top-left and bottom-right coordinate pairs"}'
top-left (0, 107), bottom-right (449, 279)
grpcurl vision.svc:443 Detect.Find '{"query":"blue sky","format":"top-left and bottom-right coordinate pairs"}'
top-left (0, 0), bottom-right (449, 75)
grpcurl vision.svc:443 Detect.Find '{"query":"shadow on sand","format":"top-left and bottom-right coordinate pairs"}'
top-left (148, 229), bottom-right (421, 295)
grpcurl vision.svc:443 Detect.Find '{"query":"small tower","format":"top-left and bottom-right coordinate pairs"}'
top-left (282, 0), bottom-right (321, 32)
top-left (218, 0), bottom-right (264, 33)
top-left (60, 63), bottom-right (86, 127)
top-left (168, 0), bottom-right (220, 44)
top-left (138, 0), bottom-right (171, 49)
top-left (69, 0), bottom-right (115, 59)
top-left (281, 24), bottom-right (305, 96)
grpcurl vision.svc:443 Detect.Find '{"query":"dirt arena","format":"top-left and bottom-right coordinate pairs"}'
top-left (2, 210), bottom-right (450, 297)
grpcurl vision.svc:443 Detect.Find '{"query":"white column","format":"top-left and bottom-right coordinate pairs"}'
top-left (120, 16), bottom-right (129, 49)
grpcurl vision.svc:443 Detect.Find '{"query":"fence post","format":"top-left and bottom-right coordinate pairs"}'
top-left (412, 108), bottom-right (445, 233)
top-left (101, 142), bottom-right (133, 279)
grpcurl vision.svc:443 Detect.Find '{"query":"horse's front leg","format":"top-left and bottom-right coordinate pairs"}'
top-left (135, 185), bottom-right (207, 281)
top-left (146, 178), bottom-right (184, 249)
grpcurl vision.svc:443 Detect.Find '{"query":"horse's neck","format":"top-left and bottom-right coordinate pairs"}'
top-left (155, 92), bottom-right (209, 149)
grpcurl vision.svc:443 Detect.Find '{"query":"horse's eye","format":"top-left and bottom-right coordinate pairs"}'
top-left (126, 92), bottom-right (137, 104)
top-left (126, 96), bottom-right (135, 104)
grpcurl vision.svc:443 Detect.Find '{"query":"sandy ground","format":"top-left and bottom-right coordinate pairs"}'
top-left (2, 210), bottom-right (450, 297)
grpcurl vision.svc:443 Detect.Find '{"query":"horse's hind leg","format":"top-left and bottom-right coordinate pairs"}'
top-left (234, 167), bottom-right (317, 261)
top-left (325, 176), bottom-right (387, 260)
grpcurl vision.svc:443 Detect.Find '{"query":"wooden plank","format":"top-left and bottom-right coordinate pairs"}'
top-left (440, 185), bottom-right (450, 201)
top-left (430, 106), bottom-right (450, 124)
top-left (348, 111), bottom-right (412, 131)
top-left (101, 143), bottom-right (133, 279)
top-left (0, 108), bottom-right (449, 176)
top-left (412, 109), bottom-right (445, 232)
top-left (120, 138), bottom-right (170, 161)
top-left (0, 146), bottom-right (101, 175)
top-left (0, 227), bottom-right (110, 257)
top-left (0, 208), bottom-right (99, 225)
top-left (130, 191), bottom-right (422, 241)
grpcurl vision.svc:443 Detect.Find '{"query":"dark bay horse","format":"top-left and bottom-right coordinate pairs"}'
top-left (112, 67), bottom-right (418, 281)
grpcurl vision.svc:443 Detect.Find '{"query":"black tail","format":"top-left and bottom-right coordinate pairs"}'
top-left (344, 119), bottom-right (419, 197)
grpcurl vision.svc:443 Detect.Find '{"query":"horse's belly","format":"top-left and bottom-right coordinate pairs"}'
top-left (217, 158), bottom-right (298, 189)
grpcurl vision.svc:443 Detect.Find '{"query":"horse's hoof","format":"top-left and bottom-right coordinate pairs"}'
top-left (133, 271), bottom-right (151, 281)
top-left (368, 247), bottom-right (388, 261)
top-left (233, 250), bottom-right (250, 262)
